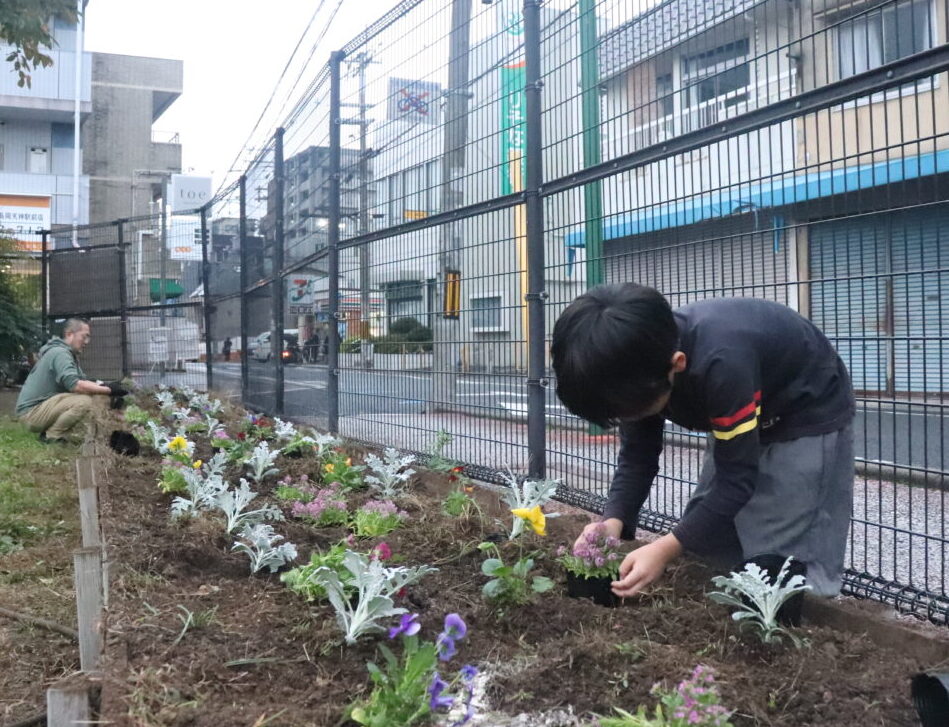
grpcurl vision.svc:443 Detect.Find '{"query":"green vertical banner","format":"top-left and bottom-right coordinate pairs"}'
top-left (500, 62), bottom-right (527, 195)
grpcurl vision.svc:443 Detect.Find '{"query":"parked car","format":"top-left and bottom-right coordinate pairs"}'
top-left (252, 330), bottom-right (301, 364)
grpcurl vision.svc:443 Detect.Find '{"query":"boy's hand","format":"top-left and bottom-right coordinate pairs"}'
top-left (611, 533), bottom-right (683, 597)
top-left (573, 517), bottom-right (623, 552)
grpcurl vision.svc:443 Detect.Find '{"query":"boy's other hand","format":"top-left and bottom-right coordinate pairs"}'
top-left (573, 517), bottom-right (623, 552)
top-left (611, 533), bottom-right (683, 598)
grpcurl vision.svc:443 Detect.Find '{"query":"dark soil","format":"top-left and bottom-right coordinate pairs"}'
top-left (97, 407), bottom-right (929, 727)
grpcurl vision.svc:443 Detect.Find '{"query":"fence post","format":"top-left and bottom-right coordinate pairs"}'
top-left (239, 175), bottom-right (249, 405)
top-left (116, 219), bottom-right (130, 378)
top-left (328, 51), bottom-right (345, 434)
top-left (524, 0), bottom-right (546, 480)
top-left (273, 127), bottom-right (286, 416)
top-left (41, 231), bottom-right (49, 339)
top-left (200, 206), bottom-right (214, 392)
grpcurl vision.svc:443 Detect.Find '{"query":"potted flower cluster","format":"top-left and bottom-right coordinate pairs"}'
top-left (557, 522), bottom-right (624, 607)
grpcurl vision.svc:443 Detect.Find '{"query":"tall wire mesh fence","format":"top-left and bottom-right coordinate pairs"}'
top-left (41, 0), bottom-right (949, 623)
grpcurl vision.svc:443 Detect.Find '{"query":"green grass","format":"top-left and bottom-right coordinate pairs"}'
top-left (0, 417), bottom-right (78, 553)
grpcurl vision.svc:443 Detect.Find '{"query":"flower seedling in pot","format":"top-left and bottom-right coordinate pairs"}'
top-left (557, 522), bottom-right (624, 607)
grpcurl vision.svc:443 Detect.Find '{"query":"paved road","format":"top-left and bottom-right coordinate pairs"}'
top-left (153, 361), bottom-right (947, 475)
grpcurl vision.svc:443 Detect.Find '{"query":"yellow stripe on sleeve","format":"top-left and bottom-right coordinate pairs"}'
top-left (712, 416), bottom-right (758, 441)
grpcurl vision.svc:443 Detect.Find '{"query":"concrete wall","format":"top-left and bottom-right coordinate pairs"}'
top-left (85, 52), bottom-right (183, 224)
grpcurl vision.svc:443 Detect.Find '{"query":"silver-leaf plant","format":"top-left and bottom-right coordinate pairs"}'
top-left (707, 557), bottom-right (811, 646)
top-left (245, 441), bottom-right (281, 484)
top-left (201, 450), bottom-right (229, 479)
top-left (145, 421), bottom-right (171, 451)
top-left (154, 389), bottom-right (175, 412)
top-left (364, 448), bottom-right (416, 498)
top-left (312, 431), bottom-right (342, 459)
top-left (312, 550), bottom-right (436, 644)
top-left (272, 417), bottom-right (297, 441)
top-left (232, 523), bottom-right (298, 574)
top-left (170, 470), bottom-right (228, 520)
top-left (499, 467), bottom-right (561, 539)
top-left (214, 478), bottom-right (284, 534)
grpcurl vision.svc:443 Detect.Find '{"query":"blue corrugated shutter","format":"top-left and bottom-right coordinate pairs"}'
top-left (809, 218), bottom-right (888, 392)
top-left (890, 207), bottom-right (949, 393)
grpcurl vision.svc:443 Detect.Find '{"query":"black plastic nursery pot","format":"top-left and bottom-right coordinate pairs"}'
top-left (912, 672), bottom-right (949, 727)
top-left (565, 571), bottom-right (621, 608)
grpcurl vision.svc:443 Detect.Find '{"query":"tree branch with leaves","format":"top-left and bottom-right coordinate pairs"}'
top-left (1, 0), bottom-right (78, 88)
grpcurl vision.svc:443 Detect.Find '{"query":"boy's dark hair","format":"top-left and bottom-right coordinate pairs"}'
top-left (551, 283), bottom-right (678, 428)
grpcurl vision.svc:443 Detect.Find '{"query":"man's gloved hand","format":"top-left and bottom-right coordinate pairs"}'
top-left (105, 381), bottom-right (130, 398)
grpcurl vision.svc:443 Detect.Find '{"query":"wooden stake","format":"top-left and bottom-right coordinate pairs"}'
top-left (73, 547), bottom-right (103, 673)
top-left (46, 682), bottom-right (90, 726)
top-left (75, 457), bottom-right (100, 547)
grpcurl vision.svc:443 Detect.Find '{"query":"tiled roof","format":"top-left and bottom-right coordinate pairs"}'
top-left (599, 0), bottom-right (766, 79)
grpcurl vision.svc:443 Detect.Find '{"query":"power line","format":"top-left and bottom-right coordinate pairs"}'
top-left (218, 0), bottom-right (332, 195)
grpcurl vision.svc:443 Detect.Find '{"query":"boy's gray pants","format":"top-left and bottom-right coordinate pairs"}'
top-left (683, 423), bottom-right (854, 597)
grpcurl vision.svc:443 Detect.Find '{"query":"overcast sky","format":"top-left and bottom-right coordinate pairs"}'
top-left (83, 0), bottom-right (650, 192)
top-left (83, 0), bottom-right (404, 188)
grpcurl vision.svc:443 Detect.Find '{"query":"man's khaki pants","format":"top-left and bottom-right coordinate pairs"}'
top-left (20, 393), bottom-right (110, 441)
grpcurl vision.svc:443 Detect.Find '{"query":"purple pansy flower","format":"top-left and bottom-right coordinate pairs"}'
top-left (428, 672), bottom-right (454, 711)
top-left (388, 613), bottom-right (420, 640)
top-left (443, 613), bottom-right (467, 639)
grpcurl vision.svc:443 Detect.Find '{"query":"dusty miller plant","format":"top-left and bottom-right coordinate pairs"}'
top-left (245, 441), bottom-right (281, 484)
top-left (145, 421), bottom-right (171, 451)
top-left (201, 450), bottom-right (229, 479)
top-left (312, 431), bottom-right (342, 459)
top-left (154, 389), bottom-right (175, 412)
top-left (272, 418), bottom-right (298, 441)
top-left (364, 448), bottom-right (416, 498)
top-left (170, 469), bottom-right (228, 520)
top-left (313, 550), bottom-right (437, 644)
top-left (232, 523), bottom-right (298, 574)
top-left (499, 467), bottom-right (560, 539)
top-left (214, 478), bottom-right (284, 534)
top-left (707, 557), bottom-right (810, 646)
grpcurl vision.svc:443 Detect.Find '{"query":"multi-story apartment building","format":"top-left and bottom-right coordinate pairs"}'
top-left (565, 0), bottom-right (947, 396)
top-left (0, 14), bottom-right (90, 257)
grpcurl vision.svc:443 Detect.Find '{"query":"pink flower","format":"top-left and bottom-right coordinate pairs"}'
top-left (372, 542), bottom-right (393, 561)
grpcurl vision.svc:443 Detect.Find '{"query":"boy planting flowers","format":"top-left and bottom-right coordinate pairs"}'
top-left (552, 284), bottom-right (854, 600)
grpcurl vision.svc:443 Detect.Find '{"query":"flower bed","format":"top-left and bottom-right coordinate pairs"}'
top-left (97, 387), bottom-right (930, 726)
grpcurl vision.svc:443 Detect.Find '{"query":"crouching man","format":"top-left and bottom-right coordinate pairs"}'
top-left (16, 318), bottom-right (128, 443)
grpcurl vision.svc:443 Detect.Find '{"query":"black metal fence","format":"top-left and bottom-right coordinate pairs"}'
top-left (46, 0), bottom-right (949, 623)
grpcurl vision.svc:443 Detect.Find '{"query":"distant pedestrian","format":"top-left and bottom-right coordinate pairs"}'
top-left (222, 337), bottom-right (232, 362)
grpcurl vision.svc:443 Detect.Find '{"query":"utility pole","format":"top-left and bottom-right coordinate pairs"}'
top-left (345, 51), bottom-right (377, 369)
top-left (432, 0), bottom-right (472, 412)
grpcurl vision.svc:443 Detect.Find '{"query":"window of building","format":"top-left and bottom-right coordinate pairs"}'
top-left (682, 39), bottom-right (750, 111)
top-left (655, 73), bottom-right (675, 117)
top-left (470, 294), bottom-right (505, 331)
top-left (28, 147), bottom-right (49, 173)
top-left (837, 0), bottom-right (933, 78)
top-left (388, 174), bottom-right (402, 222)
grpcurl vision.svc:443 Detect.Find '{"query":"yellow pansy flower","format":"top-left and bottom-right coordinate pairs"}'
top-left (167, 436), bottom-right (189, 453)
top-left (325, 463), bottom-right (336, 473)
top-left (511, 505), bottom-right (547, 536)
top-left (192, 460), bottom-right (203, 469)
